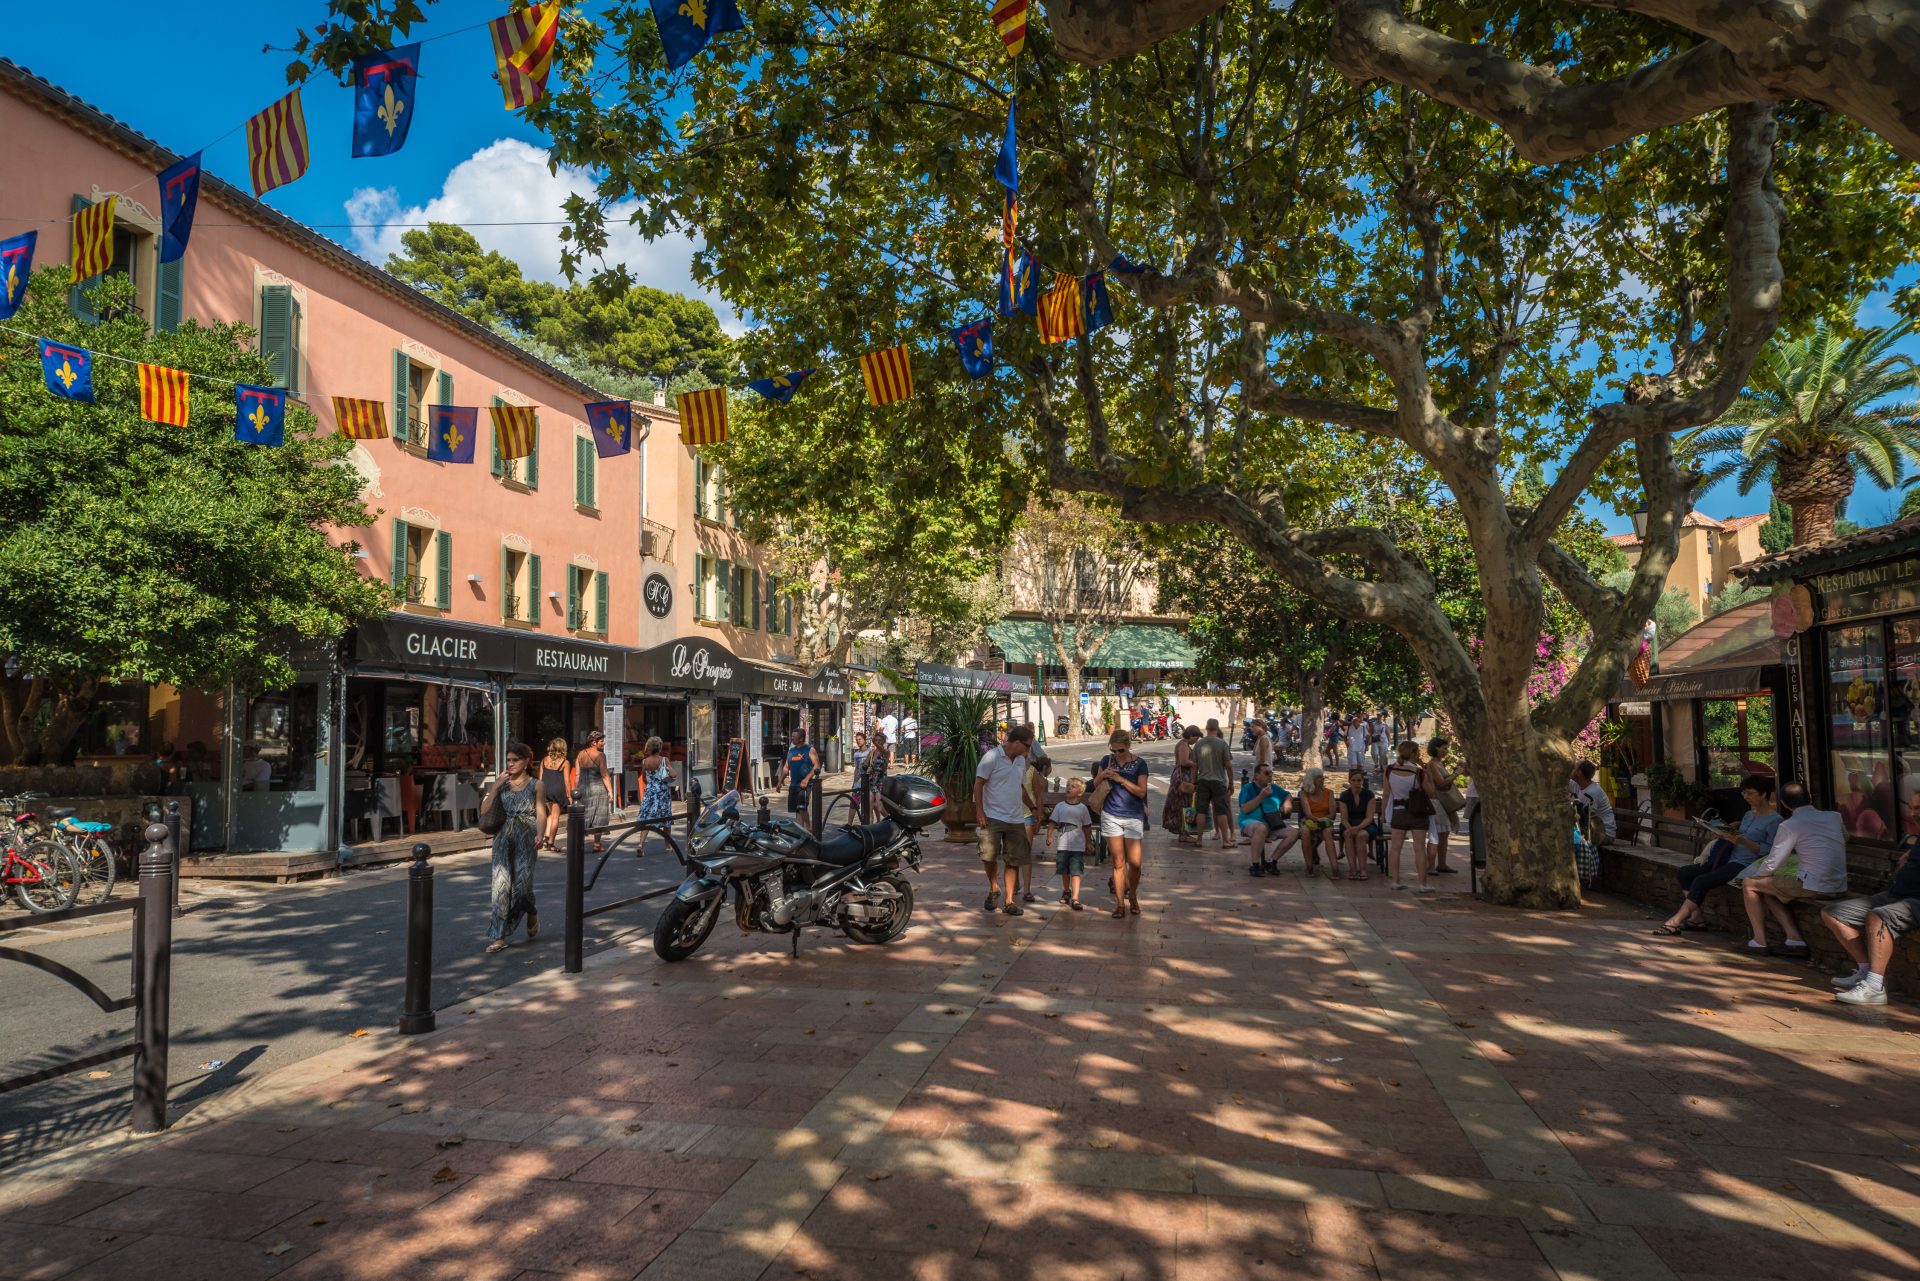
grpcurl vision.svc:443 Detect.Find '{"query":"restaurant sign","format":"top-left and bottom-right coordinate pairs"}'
top-left (353, 618), bottom-right (515, 675)
top-left (1815, 557), bottom-right (1920, 622)
top-left (626, 637), bottom-right (758, 694)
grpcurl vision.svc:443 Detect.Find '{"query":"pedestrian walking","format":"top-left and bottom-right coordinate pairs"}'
top-left (635, 735), bottom-right (673, 827)
top-left (1424, 736), bottom-right (1459, 877)
top-left (483, 741), bottom-right (546, 954)
top-left (862, 731), bottom-right (893, 823)
top-left (1385, 740), bottom-right (1431, 892)
top-left (1094, 730), bottom-right (1151, 917)
top-left (850, 732), bottom-right (872, 820)
top-left (1020, 751), bottom-right (1054, 903)
top-left (574, 729), bottom-right (615, 854)
top-left (1047, 778), bottom-right (1094, 910)
top-left (780, 727), bottom-right (821, 816)
top-left (1368, 714), bottom-right (1388, 774)
top-left (1250, 719), bottom-right (1273, 775)
top-left (900, 712), bottom-right (919, 764)
top-left (1163, 724), bottom-right (1201, 846)
top-left (878, 707), bottom-right (900, 756)
top-left (974, 724), bottom-right (1035, 914)
top-left (1191, 719), bottom-right (1236, 849)
top-left (538, 737), bottom-right (571, 851)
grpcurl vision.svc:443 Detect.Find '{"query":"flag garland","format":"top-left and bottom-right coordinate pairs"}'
top-left (156, 155), bottom-right (201, 264)
top-left (953, 319), bottom-right (994, 379)
top-left (41, 339), bottom-right (93, 402)
top-left (235, 384), bottom-right (286, 446)
top-left (491, 3), bottom-right (560, 109)
top-left (138, 363), bottom-right (191, 427)
top-left (585, 399), bottom-right (634, 456)
top-left (651, 0), bottom-right (746, 73)
top-left (247, 90), bottom-right (312, 197)
top-left (1037, 272), bottom-right (1086, 344)
top-left (0, 231), bottom-right (34, 320)
top-left (492, 402), bottom-right (539, 459)
top-left (860, 344), bottom-right (914, 406)
top-left (353, 44), bottom-right (421, 157)
top-left (334, 395), bottom-right (391, 440)
top-left (677, 388), bottom-right (728, 445)
top-left (746, 369), bottom-right (813, 403)
top-left (427, 405), bottom-right (478, 463)
top-left (991, 0), bottom-right (1028, 56)
top-left (71, 196), bottom-right (115, 283)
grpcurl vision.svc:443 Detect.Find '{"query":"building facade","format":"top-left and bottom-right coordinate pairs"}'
top-left (1610, 511), bottom-right (1769, 616)
top-left (0, 60), bottom-right (840, 857)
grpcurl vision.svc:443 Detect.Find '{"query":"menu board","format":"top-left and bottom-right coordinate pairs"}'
top-left (722, 738), bottom-right (747, 795)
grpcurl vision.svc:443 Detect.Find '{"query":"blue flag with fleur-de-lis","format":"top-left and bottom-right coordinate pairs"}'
top-left (156, 153), bottom-right (201, 263)
top-left (1083, 271), bottom-right (1114, 335)
top-left (352, 44), bottom-right (421, 158)
top-left (0, 231), bottom-right (35, 320)
top-left (650, 0), bottom-right (745, 71)
top-left (952, 319), bottom-right (994, 379)
top-left (746, 369), bottom-right (814, 404)
top-left (40, 338), bottom-right (93, 402)
top-left (234, 384), bottom-right (286, 447)
top-left (584, 399), bottom-right (634, 456)
top-left (1000, 250), bottom-right (1038, 317)
top-left (427, 405), bottom-right (478, 463)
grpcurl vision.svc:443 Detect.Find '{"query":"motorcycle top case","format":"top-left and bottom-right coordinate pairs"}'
top-left (878, 774), bottom-right (946, 831)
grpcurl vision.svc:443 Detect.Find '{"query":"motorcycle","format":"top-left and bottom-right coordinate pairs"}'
top-left (653, 774), bottom-right (944, 961)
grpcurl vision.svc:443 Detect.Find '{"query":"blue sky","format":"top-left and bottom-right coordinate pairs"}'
top-left (9, 2), bottom-right (1917, 536)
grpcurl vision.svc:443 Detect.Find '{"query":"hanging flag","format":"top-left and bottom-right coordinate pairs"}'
top-left (995, 96), bottom-right (1018, 193)
top-left (352, 44), bottom-right (421, 158)
top-left (155, 155), bottom-right (201, 264)
top-left (70, 195), bottom-right (115, 283)
top-left (246, 90), bottom-right (311, 197)
top-left (426, 405), bottom-right (478, 463)
top-left (584, 399), bottom-right (634, 456)
top-left (1083, 271), bottom-right (1114, 335)
top-left (235, 384), bottom-right (286, 447)
top-left (333, 396), bottom-right (391, 440)
top-left (138, 363), bottom-right (191, 428)
top-left (1038, 272), bottom-right (1087, 344)
top-left (40, 339), bottom-right (93, 402)
top-left (1000, 249), bottom-right (1038, 317)
top-left (0, 230), bottom-right (34, 321)
top-left (492, 402), bottom-right (539, 459)
top-left (746, 369), bottom-right (814, 404)
top-left (491, 3), bottom-right (561, 109)
top-left (650, 0), bottom-right (745, 72)
top-left (677, 388), bottom-right (729, 446)
top-left (995, 98), bottom-right (1019, 320)
top-left (952, 319), bottom-right (994, 379)
top-left (1108, 252), bottom-right (1149, 275)
top-left (861, 344), bottom-right (915, 406)
top-left (991, 0), bottom-right (1028, 56)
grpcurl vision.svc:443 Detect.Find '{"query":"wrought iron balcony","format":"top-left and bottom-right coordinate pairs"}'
top-left (404, 575), bottom-right (429, 603)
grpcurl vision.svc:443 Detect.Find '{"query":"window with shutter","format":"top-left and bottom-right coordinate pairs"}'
top-left (525, 418), bottom-right (540, 489)
top-left (595, 571), bottom-right (609, 636)
top-left (566, 567), bottom-right (582, 632)
top-left (500, 545), bottom-right (513, 622)
top-left (435, 530), bottom-right (452, 609)
top-left (750, 569), bottom-right (761, 630)
top-left (692, 555), bottom-right (710, 620)
top-left (575, 435), bottom-right (596, 509)
top-left (390, 519), bottom-right (409, 595)
top-left (259, 285), bottom-right (293, 391)
top-left (392, 349), bottom-right (411, 446)
top-left (437, 369), bottom-right (453, 405)
top-left (528, 554), bottom-right (542, 627)
top-left (155, 258), bottom-right (184, 332)
top-left (490, 396), bottom-right (504, 477)
top-left (694, 455), bottom-right (710, 520)
top-left (716, 558), bottom-right (732, 624)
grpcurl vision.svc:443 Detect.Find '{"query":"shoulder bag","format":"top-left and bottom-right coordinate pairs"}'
top-left (479, 782), bottom-right (508, 835)
top-left (1087, 755), bottom-right (1114, 813)
top-left (1402, 767), bottom-right (1435, 821)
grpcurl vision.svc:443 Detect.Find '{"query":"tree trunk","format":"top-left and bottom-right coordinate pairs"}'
top-left (1063, 664), bottom-right (1084, 738)
top-left (1775, 447), bottom-right (1856, 546)
top-left (1457, 711), bottom-right (1581, 909)
top-left (1, 677), bottom-right (96, 766)
top-left (1298, 671), bottom-right (1325, 775)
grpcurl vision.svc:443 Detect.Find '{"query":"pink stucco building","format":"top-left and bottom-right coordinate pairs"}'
top-left (0, 60), bottom-right (846, 859)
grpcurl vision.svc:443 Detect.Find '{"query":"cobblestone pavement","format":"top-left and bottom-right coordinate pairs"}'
top-left (5, 816), bottom-right (1919, 1281)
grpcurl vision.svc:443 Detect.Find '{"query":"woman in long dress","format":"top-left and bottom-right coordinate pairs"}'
top-left (634, 736), bottom-right (673, 855)
top-left (574, 729), bottom-right (615, 854)
top-left (483, 741), bottom-right (546, 954)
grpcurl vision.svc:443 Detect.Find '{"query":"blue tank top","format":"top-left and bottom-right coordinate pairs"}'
top-left (787, 744), bottom-right (815, 788)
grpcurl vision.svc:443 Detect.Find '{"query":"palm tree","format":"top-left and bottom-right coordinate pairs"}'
top-left (1681, 317), bottom-right (1920, 546)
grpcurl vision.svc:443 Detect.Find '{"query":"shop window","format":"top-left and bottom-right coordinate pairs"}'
top-left (74, 682), bottom-right (151, 759)
top-left (1700, 695), bottom-right (1774, 790)
top-left (501, 545), bottom-right (541, 626)
top-left (1829, 622), bottom-right (1893, 839)
top-left (1892, 618), bottom-right (1920, 841)
top-left (391, 518), bottom-right (451, 609)
top-left (242, 685), bottom-right (319, 793)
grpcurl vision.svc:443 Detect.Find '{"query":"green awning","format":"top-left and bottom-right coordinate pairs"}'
top-left (988, 619), bottom-right (1197, 669)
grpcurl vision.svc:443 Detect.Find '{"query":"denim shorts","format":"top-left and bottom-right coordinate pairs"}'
top-left (1054, 847), bottom-right (1085, 877)
top-left (1100, 813), bottom-right (1145, 840)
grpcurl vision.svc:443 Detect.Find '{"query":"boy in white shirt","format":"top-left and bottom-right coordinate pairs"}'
top-left (1047, 778), bottom-right (1095, 911)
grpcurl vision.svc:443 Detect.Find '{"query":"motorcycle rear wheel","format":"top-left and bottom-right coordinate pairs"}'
top-left (844, 876), bottom-right (914, 944)
top-left (654, 894), bottom-right (720, 961)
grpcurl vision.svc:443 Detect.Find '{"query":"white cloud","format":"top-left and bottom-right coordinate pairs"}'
top-left (345, 139), bottom-right (741, 334)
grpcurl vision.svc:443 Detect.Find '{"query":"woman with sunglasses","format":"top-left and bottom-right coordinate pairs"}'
top-left (483, 741), bottom-right (547, 954)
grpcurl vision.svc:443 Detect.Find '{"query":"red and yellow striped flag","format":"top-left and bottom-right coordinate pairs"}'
top-left (70, 196), bottom-right (116, 283)
top-left (491, 3), bottom-right (560, 110)
top-left (860, 344), bottom-right (914, 406)
top-left (991, 0), bottom-right (1028, 56)
top-left (246, 90), bottom-right (311, 197)
top-left (492, 402), bottom-right (539, 459)
top-left (1038, 272), bottom-right (1087, 344)
top-left (677, 388), bottom-right (729, 446)
top-left (333, 396), bottom-right (391, 440)
top-left (137, 363), bottom-right (190, 427)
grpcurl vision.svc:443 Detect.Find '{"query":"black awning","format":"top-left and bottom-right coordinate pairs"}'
top-left (1637, 663), bottom-right (1783, 703)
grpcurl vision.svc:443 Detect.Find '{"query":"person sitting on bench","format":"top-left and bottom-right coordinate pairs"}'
top-left (1652, 774), bottom-right (1778, 937)
top-left (1823, 789), bottom-right (1920, 1006)
top-left (1737, 781), bottom-right (1849, 957)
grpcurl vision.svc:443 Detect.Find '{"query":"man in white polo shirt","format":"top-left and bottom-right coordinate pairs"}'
top-left (974, 724), bottom-right (1034, 915)
top-left (1740, 781), bottom-right (1849, 958)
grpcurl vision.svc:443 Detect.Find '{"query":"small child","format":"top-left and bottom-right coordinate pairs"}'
top-left (1021, 754), bottom-right (1056, 904)
top-left (1047, 778), bottom-right (1095, 911)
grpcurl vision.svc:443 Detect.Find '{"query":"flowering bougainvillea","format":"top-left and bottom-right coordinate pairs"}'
top-left (1430, 633), bottom-right (1603, 765)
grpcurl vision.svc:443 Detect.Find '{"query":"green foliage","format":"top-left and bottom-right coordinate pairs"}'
top-left (1707, 581), bottom-right (1771, 617)
top-left (386, 223), bottom-right (734, 387)
top-left (1760, 494), bottom-right (1794, 552)
top-left (917, 691), bottom-right (994, 792)
top-left (1605, 571), bottom-right (1700, 643)
top-left (0, 267), bottom-right (389, 758)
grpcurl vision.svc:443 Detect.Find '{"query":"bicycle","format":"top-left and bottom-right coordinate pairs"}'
top-left (4, 793), bottom-right (120, 905)
top-left (0, 808), bottom-right (81, 912)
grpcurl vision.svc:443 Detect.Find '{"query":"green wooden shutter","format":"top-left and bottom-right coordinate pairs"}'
top-left (716, 558), bottom-right (731, 623)
top-left (528, 554), bottom-right (541, 627)
top-left (390, 519), bottom-right (408, 594)
top-left (500, 545), bottom-right (512, 621)
top-left (595, 571), bottom-right (609, 636)
top-left (525, 416), bottom-right (539, 489)
top-left (259, 284), bottom-right (293, 390)
top-left (565, 566), bottom-right (579, 631)
top-left (575, 436), bottom-right (594, 508)
top-left (436, 369), bottom-right (453, 405)
top-left (154, 257), bottom-right (183, 332)
top-left (694, 456), bottom-right (709, 519)
top-left (750, 569), bottom-right (761, 630)
top-left (392, 349), bottom-right (411, 445)
top-left (435, 530), bottom-right (452, 608)
top-left (490, 397), bottom-right (503, 476)
top-left (692, 555), bottom-right (708, 619)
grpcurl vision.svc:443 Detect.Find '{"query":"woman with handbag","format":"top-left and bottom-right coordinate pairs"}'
top-left (1092, 730), bottom-right (1151, 918)
top-left (1384, 740), bottom-right (1432, 892)
top-left (1162, 725), bottom-right (1201, 846)
top-left (482, 741), bottom-right (547, 954)
top-left (1652, 775), bottom-right (1780, 935)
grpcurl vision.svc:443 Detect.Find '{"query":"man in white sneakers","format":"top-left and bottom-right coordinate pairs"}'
top-left (1823, 790), bottom-right (1920, 1005)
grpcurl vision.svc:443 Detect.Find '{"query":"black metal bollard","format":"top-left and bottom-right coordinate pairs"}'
top-left (398, 843), bottom-right (435, 1035)
top-left (131, 819), bottom-right (175, 1134)
top-left (809, 772), bottom-right (824, 837)
top-left (563, 801), bottom-right (586, 975)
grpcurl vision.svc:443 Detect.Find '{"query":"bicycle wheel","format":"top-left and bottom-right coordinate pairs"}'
top-left (12, 840), bottom-right (80, 912)
top-left (72, 835), bottom-right (117, 904)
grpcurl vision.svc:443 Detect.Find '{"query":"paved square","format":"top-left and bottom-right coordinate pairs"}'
top-left (7, 828), bottom-right (1920, 1281)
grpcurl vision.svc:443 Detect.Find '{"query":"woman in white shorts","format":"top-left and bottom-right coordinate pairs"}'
top-left (1092, 731), bottom-right (1151, 918)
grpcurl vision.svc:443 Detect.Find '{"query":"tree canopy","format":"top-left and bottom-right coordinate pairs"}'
top-left (0, 268), bottom-right (389, 762)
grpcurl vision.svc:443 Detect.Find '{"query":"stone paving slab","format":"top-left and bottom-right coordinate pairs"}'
top-left (4, 824), bottom-right (1919, 1281)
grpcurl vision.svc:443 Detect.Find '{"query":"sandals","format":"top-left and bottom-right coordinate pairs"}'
top-left (484, 940), bottom-right (509, 954)
top-left (526, 911), bottom-right (540, 940)
top-left (1112, 904), bottom-right (1128, 918)
top-left (1069, 899), bottom-right (1084, 912)
top-left (1128, 898), bottom-right (1142, 916)
top-left (1650, 924), bottom-right (1684, 937)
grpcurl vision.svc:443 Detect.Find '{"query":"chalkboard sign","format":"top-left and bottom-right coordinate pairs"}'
top-left (722, 738), bottom-right (747, 794)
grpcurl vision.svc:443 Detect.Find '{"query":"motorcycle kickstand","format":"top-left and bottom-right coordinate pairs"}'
top-left (790, 929), bottom-right (799, 959)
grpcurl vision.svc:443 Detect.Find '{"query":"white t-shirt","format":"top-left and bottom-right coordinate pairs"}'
top-left (1049, 801), bottom-right (1093, 851)
top-left (1572, 779), bottom-right (1616, 838)
top-left (975, 746), bottom-right (1029, 824)
top-left (901, 716), bottom-right (918, 738)
top-left (241, 757), bottom-right (273, 790)
top-left (1750, 807), bottom-right (1849, 894)
top-left (878, 714), bottom-right (900, 742)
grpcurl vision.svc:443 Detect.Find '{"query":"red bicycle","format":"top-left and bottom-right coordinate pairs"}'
top-left (1, 798), bottom-right (80, 912)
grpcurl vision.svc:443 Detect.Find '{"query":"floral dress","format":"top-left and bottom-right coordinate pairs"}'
top-left (488, 778), bottom-right (540, 940)
top-left (637, 759), bottom-right (673, 825)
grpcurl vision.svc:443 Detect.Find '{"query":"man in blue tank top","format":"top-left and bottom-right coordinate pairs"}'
top-left (780, 728), bottom-right (820, 816)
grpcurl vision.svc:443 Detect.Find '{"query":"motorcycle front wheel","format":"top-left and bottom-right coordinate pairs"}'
top-left (653, 893), bottom-right (721, 961)
top-left (844, 876), bottom-right (914, 945)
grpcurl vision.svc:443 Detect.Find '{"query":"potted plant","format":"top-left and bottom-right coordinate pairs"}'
top-left (1644, 761), bottom-right (1714, 818)
top-left (919, 690), bottom-right (995, 841)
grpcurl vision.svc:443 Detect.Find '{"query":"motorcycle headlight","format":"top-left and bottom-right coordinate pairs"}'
top-left (692, 826), bottom-right (730, 859)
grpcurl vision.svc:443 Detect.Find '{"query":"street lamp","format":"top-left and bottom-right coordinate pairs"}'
top-left (1631, 504), bottom-right (1649, 540)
